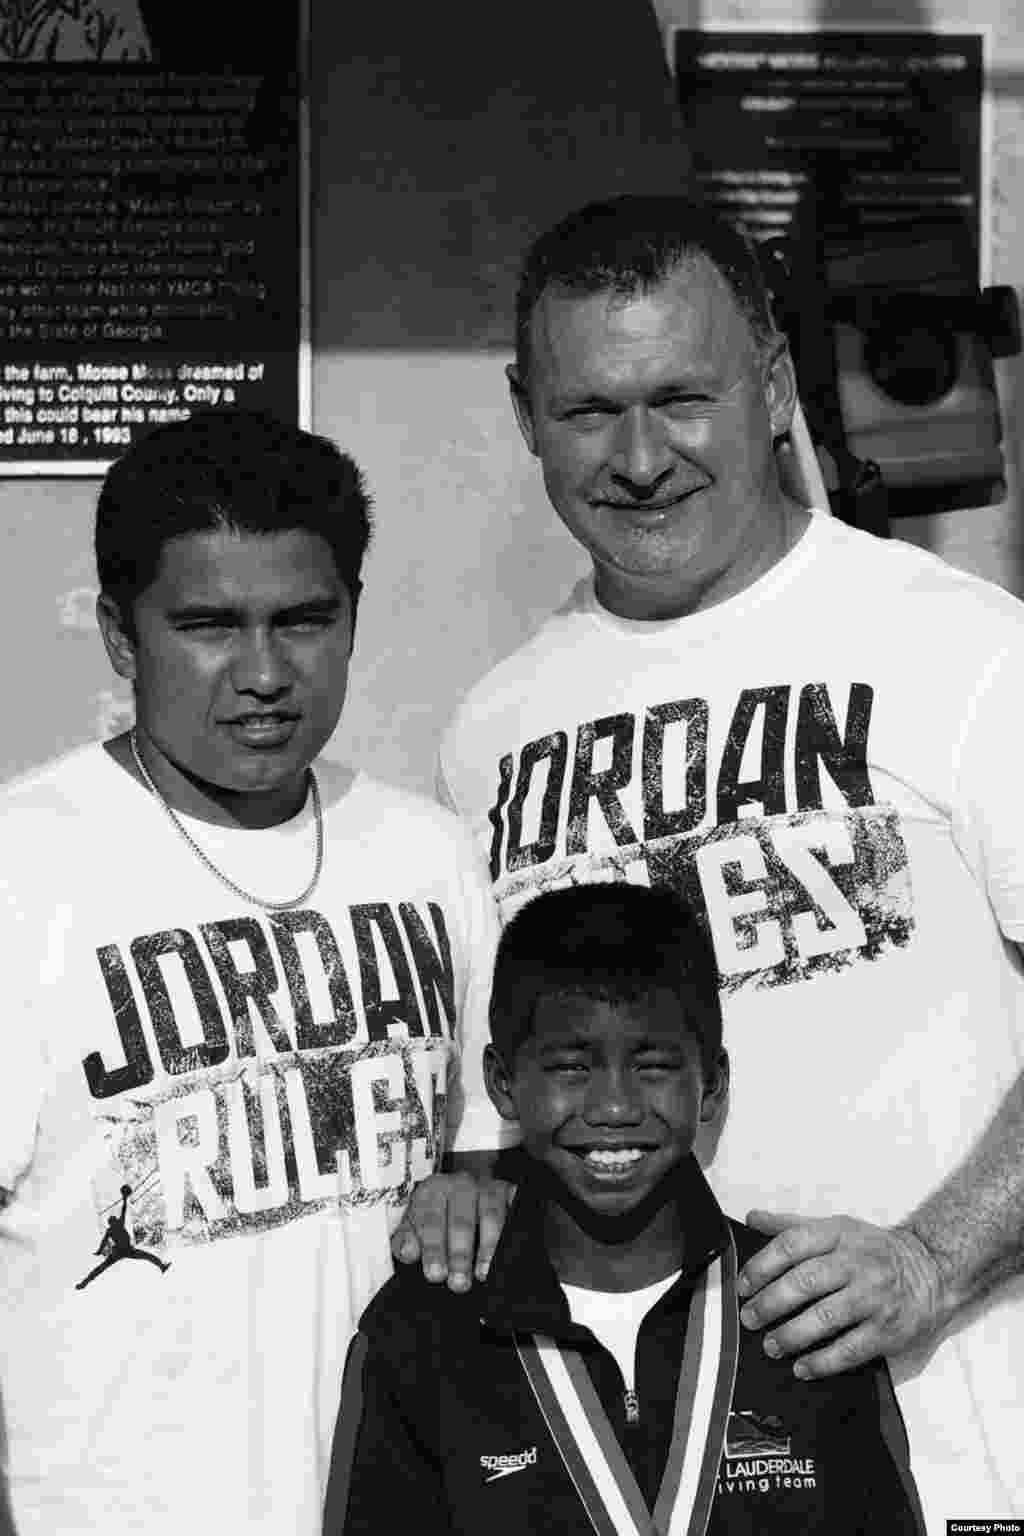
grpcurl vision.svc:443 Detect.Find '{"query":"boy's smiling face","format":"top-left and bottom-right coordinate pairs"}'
top-left (486, 986), bottom-right (728, 1222)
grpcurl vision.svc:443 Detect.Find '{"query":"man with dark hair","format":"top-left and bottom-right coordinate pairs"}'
top-left (0, 409), bottom-right (508, 1536)
top-left (329, 884), bottom-right (925, 1535)
top-left (433, 194), bottom-right (1024, 1524)
top-left (511, 194), bottom-right (779, 378)
top-left (94, 407), bottom-right (373, 635)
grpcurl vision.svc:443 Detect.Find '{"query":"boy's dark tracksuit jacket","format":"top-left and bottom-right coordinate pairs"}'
top-left (324, 1157), bottom-right (926, 1535)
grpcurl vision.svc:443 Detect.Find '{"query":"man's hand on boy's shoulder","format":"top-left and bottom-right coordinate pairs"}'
top-left (391, 1155), bottom-right (515, 1292)
top-left (736, 1210), bottom-right (943, 1379)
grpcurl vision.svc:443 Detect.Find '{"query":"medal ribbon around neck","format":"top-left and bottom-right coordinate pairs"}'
top-left (515, 1235), bottom-right (739, 1536)
top-left (128, 728), bottom-right (324, 912)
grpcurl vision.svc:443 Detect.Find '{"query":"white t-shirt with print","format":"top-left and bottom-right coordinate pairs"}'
top-left (0, 745), bottom-right (507, 1536)
top-left (439, 510), bottom-right (1024, 1529)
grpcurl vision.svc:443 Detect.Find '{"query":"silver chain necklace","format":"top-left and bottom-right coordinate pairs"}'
top-left (129, 729), bottom-right (324, 912)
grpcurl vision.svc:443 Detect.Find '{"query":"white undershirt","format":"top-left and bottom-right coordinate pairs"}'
top-left (561, 1272), bottom-right (681, 1391)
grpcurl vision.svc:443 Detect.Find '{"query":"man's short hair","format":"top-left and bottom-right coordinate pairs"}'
top-left (95, 408), bottom-right (373, 627)
top-left (514, 193), bottom-right (777, 380)
top-left (489, 883), bottom-right (723, 1075)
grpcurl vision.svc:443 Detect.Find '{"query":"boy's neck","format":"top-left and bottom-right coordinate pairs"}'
top-left (543, 1193), bottom-right (688, 1294)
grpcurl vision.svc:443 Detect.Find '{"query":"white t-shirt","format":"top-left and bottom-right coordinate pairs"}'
top-left (562, 1272), bottom-right (680, 1391)
top-left (439, 510), bottom-right (1024, 1528)
top-left (0, 744), bottom-right (508, 1536)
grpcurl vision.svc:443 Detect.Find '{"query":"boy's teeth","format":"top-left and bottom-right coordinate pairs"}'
top-left (584, 1148), bottom-right (645, 1167)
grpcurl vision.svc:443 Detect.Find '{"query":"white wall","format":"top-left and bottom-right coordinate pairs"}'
top-left (0, 478), bottom-right (120, 787)
top-left (317, 352), bottom-right (587, 795)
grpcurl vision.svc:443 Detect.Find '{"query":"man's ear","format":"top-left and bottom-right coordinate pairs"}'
top-left (483, 1043), bottom-right (520, 1124)
top-left (699, 1048), bottom-right (730, 1125)
top-left (95, 593), bottom-right (138, 683)
top-left (764, 341), bottom-right (797, 441)
top-left (505, 364), bottom-right (539, 458)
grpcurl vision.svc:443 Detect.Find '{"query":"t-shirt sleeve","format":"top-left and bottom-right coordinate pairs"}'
top-left (0, 886), bottom-right (47, 1198)
top-left (445, 824), bottom-right (518, 1156)
top-left (434, 749), bottom-right (459, 815)
top-left (952, 640), bottom-right (1024, 942)
top-left (0, 1035), bottom-right (43, 1198)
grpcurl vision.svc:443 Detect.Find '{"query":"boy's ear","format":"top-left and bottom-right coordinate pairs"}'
top-left (699, 1048), bottom-right (730, 1125)
top-left (483, 1043), bottom-right (520, 1124)
top-left (95, 593), bottom-right (138, 682)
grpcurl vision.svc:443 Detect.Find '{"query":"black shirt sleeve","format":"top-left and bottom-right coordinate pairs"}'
top-left (820, 1361), bottom-right (927, 1536)
top-left (322, 1327), bottom-right (448, 1536)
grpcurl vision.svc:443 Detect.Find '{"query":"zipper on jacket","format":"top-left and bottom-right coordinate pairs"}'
top-left (623, 1389), bottom-right (639, 1424)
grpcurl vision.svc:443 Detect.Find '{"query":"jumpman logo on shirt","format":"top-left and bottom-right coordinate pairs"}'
top-left (75, 1184), bottom-right (171, 1291)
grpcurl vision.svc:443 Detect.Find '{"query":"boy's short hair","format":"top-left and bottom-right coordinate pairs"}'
top-left (514, 193), bottom-right (778, 381)
top-left (95, 407), bottom-right (373, 632)
top-left (489, 883), bottom-right (723, 1074)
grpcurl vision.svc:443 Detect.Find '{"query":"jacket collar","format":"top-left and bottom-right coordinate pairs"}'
top-left (479, 1152), bottom-right (730, 1339)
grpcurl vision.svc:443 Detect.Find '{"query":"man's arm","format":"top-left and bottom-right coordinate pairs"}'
top-left (732, 629), bottom-right (1024, 1377)
top-left (0, 1476), bottom-right (14, 1536)
top-left (390, 1154), bottom-right (514, 1291)
top-left (736, 1056), bottom-right (1024, 1377)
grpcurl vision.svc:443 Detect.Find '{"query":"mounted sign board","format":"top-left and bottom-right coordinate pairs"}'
top-left (670, 25), bottom-right (1012, 515)
top-left (0, 0), bottom-right (309, 474)
top-left (671, 25), bottom-right (986, 280)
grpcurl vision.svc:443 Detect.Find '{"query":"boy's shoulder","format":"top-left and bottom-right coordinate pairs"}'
top-left (728, 1216), bottom-right (772, 1269)
top-left (727, 1217), bottom-right (895, 1399)
top-left (359, 1260), bottom-right (486, 1353)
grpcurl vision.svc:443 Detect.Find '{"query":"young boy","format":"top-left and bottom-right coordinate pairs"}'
top-left (324, 884), bottom-right (925, 1535)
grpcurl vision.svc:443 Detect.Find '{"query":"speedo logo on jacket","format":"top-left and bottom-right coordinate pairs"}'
top-left (480, 1446), bottom-right (538, 1481)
